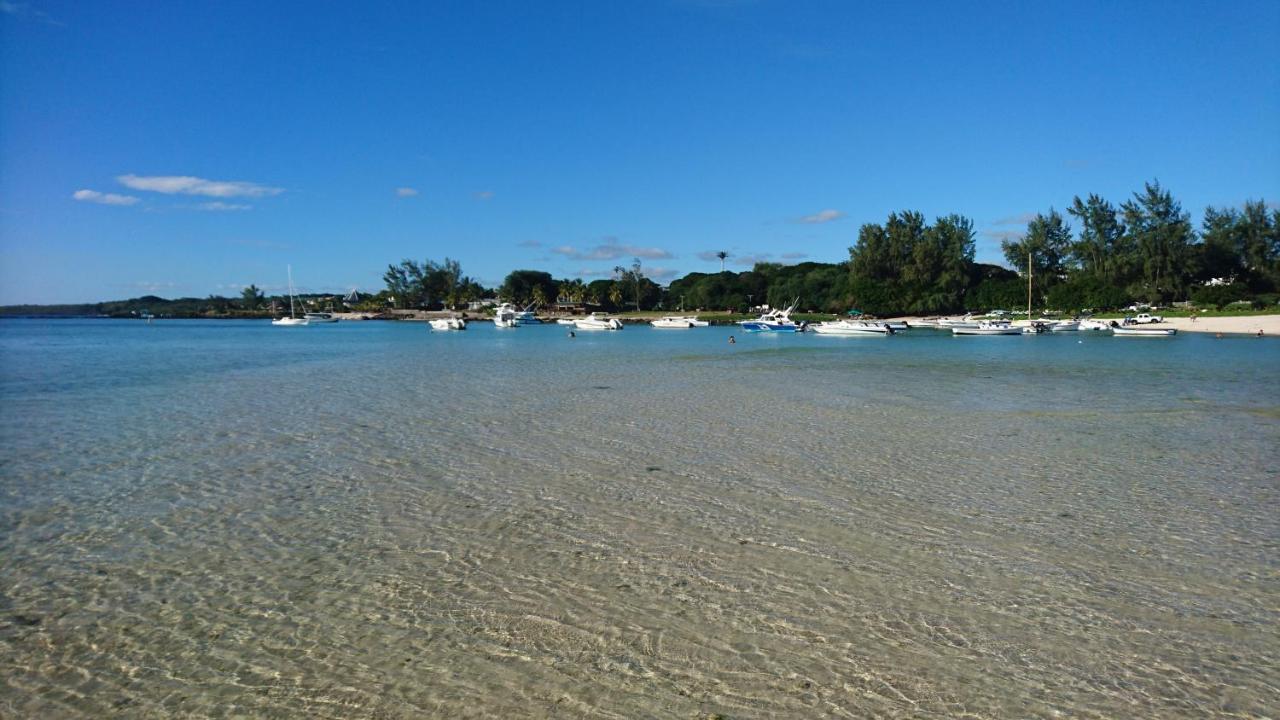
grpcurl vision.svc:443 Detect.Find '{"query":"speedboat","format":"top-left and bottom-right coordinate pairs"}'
top-left (1079, 319), bottom-right (1111, 331)
top-left (1112, 324), bottom-right (1176, 336)
top-left (1050, 321), bottom-right (1080, 332)
top-left (515, 304), bottom-right (542, 325)
top-left (650, 316), bottom-right (707, 328)
top-left (271, 316), bottom-right (308, 326)
top-left (952, 321), bottom-right (1021, 335)
top-left (556, 317), bottom-right (577, 326)
top-left (303, 312), bottom-right (338, 323)
top-left (739, 303), bottom-right (804, 332)
top-left (811, 320), bottom-right (893, 335)
top-left (936, 313), bottom-right (981, 329)
top-left (429, 317), bottom-right (466, 331)
top-left (574, 312), bottom-right (623, 330)
top-left (493, 303), bottom-right (519, 328)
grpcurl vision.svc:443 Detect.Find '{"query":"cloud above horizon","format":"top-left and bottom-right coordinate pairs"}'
top-left (117, 174), bottom-right (284, 198)
top-left (73, 189), bottom-right (139, 206)
top-left (552, 237), bottom-right (673, 261)
top-left (981, 229), bottom-right (1023, 243)
top-left (991, 212), bottom-right (1037, 226)
top-left (474, 190), bottom-right (494, 200)
top-left (198, 201), bottom-right (251, 211)
top-left (395, 187), bottom-right (419, 197)
top-left (797, 209), bottom-right (844, 224)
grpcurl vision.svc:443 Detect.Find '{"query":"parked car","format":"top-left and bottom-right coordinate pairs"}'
top-left (1132, 312), bottom-right (1164, 324)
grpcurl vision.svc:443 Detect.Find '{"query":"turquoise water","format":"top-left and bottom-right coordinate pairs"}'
top-left (2, 319), bottom-right (1278, 718)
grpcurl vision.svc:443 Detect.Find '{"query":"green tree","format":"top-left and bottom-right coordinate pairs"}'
top-left (1001, 209), bottom-right (1072, 306)
top-left (499, 270), bottom-right (557, 306)
top-left (1121, 181), bottom-right (1194, 301)
top-left (239, 284), bottom-right (264, 310)
top-left (1067, 194), bottom-right (1129, 282)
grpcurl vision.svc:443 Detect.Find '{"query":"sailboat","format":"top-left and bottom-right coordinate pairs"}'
top-left (271, 265), bottom-right (308, 326)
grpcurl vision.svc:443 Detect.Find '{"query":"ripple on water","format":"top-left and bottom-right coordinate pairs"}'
top-left (2, 321), bottom-right (1278, 718)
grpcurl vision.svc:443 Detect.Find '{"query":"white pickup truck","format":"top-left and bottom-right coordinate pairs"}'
top-left (1132, 312), bottom-right (1164, 324)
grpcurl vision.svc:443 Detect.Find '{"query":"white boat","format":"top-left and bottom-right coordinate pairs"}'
top-left (574, 312), bottom-right (623, 330)
top-left (493, 303), bottom-right (519, 328)
top-left (271, 266), bottom-right (309, 326)
top-left (650, 315), bottom-right (708, 328)
top-left (936, 313), bottom-right (981, 328)
top-left (952, 321), bottom-right (1021, 335)
top-left (556, 317), bottom-right (577, 326)
top-left (1049, 321), bottom-right (1080, 332)
top-left (515, 304), bottom-right (542, 325)
top-left (1112, 325), bottom-right (1177, 337)
top-left (811, 320), bottom-right (893, 335)
top-left (739, 302), bottom-right (804, 332)
top-left (1079, 319), bottom-right (1112, 331)
top-left (303, 312), bottom-right (338, 323)
top-left (429, 317), bottom-right (466, 331)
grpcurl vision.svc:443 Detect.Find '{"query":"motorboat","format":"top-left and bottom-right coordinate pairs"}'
top-left (272, 265), bottom-right (309, 326)
top-left (303, 312), bottom-right (338, 323)
top-left (936, 313), bottom-right (981, 329)
top-left (1079, 319), bottom-right (1112, 331)
top-left (739, 303), bottom-right (804, 332)
top-left (811, 320), bottom-right (893, 335)
top-left (650, 316), bottom-right (708, 328)
top-left (556, 317), bottom-right (577, 326)
top-left (1112, 324), bottom-right (1176, 337)
top-left (574, 312), bottom-right (623, 330)
top-left (493, 303), bottom-right (519, 328)
top-left (1050, 321), bottom-right (1080, 332)
top-left (429, 317), bottom-right (466, 331)
top-left (515, 304), bottom-right (542, 325)
top-left (952, 321), bottom-right (1022, 336)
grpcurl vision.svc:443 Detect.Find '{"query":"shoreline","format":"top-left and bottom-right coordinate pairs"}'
top-left (890, 314), bottom-right (1279, 336)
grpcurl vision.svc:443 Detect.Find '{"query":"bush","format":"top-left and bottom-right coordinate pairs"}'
top-left (1190, 283), bottom-right (1249, 309)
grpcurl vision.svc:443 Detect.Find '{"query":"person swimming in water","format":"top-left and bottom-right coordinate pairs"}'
top-left (728, 335), bottom-right (736, 344)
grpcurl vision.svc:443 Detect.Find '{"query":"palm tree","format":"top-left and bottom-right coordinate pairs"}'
top-left (716, 251), bottom-right (729, 271)
top-left (531, 285), bottom-right (548, 309)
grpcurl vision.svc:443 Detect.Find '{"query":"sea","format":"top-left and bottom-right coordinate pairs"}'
top-left (2, 318), bottom-right (1277, 718)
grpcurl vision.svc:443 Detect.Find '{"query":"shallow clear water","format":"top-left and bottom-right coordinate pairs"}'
top-left (2, 319), bottom-right (1278, 718)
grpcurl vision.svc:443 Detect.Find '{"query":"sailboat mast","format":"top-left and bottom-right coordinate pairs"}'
top-left (288, 265), bottom-right (297, 318)
top-left (1026, 251), bottom-right (1032, 321)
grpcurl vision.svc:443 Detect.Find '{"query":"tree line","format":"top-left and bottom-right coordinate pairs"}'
top-left (5, 181), bottom-right (1274, 318)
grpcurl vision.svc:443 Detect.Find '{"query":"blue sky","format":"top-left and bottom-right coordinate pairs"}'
top-left (2, 0), bottom-right (1277, 304)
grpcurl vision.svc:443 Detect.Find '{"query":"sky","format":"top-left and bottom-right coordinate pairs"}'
top-left (1, 0), bottom-right (1278, 304)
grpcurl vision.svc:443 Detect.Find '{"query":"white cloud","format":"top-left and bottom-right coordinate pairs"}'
top-left (797, 209), bottom-right (844, 224)
top-left (734, 253), bottom-right (774, 266)
top-left (992, 212), bottom-right (1037, 226)
top-left (198, 201), bottom-right (251, 211)
top-left (551, 237), bottom-right (673, 261)
top-left (73, 189), bottom-right (139, 206)
top-left (644, 266), bottom-right (679, 281)
top-left (982, 229), bottom-right (1023, 242)
top-left (396, 187), bottom-right (419, 197)
top-left (117, 174), bottom-right (284, 198)
top-left (474, 190), bottom-right (494, 200)
top-left (1, 1), bottom-right (62, 25)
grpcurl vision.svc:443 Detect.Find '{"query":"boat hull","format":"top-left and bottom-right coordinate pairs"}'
top-left (952, 326), bottom-right (1021, 335)
top-left (1112, 327), bottom-right (1176, 336)
top-left (739, 322), bottom-right (800, 333)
